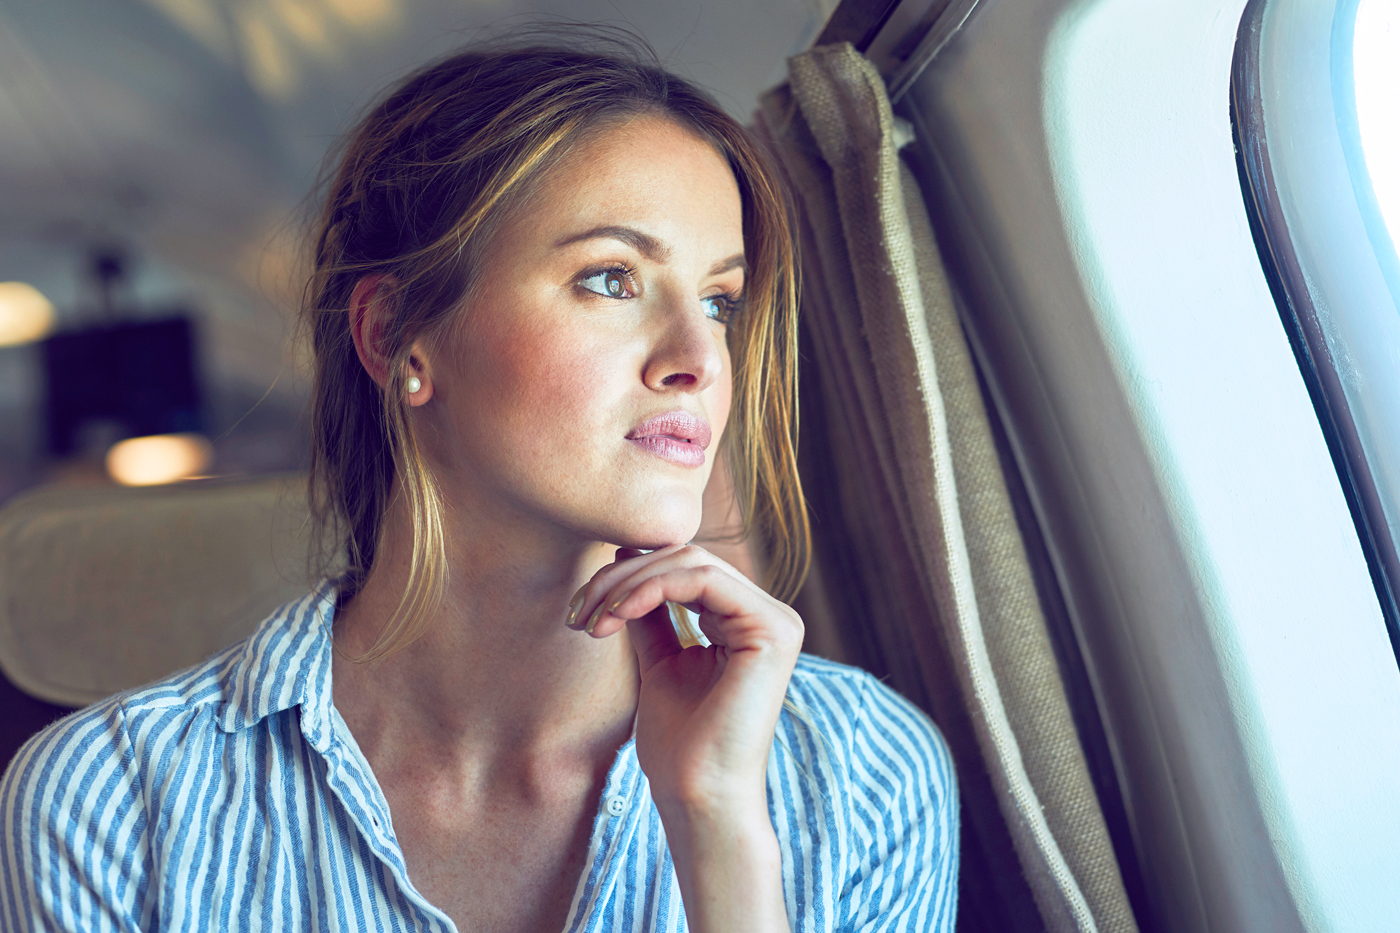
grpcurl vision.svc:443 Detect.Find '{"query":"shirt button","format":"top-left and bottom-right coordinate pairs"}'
top-left (606, 795), bottom-right (627, 817)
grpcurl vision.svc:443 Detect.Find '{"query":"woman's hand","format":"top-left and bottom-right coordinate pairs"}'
top-left (568, 543), bottom-right (803, 812)
top-left (567, 543), bottom-right (802, 932)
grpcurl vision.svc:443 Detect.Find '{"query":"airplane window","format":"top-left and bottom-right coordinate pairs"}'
top-left (1234, 0), bottom-right (1400, 667)
top-left (1351, 0), bottom-right (1399, 264)
top-left (891, 0), bottom-right (1400, 925)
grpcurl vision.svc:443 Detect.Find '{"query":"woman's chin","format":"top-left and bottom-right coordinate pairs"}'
top-left (611, 527), bottom-right (699, 552)
top-left (601, 513), bottom-right (702, 553)
top-left (559, 485), bottom-right (706, 552)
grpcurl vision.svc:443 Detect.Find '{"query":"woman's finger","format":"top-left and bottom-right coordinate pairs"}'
top-left (590, 562), bottom-right (802, 658)
top-left (569, 544), bottom-right (785, 645)
top-left (565, 545), bottom-right (658, 630)
top-left (590, 546), bottom-right (767, 624)
top-left (569, 543), bottom-right (707, 634)
top-left (625, 604), bottom-right (685, 672)
top-left (695, 610), bottom-right (728, 647)
top-left (579, 547), bottom-right (745, 638)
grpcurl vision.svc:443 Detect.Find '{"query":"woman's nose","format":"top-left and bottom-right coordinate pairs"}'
top-left (642, 300), bottom-right (724, 393)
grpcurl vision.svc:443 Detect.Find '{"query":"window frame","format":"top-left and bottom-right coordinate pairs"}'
top-left (1232, 0), bottom-right (1400, 668)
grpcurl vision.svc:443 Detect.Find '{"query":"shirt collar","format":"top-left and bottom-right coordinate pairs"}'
top-left (215, 578), bottom-right (339, 750)
top-left (214, 579), bottom-right (642, 751)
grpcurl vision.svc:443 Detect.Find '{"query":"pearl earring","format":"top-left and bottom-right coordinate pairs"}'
top-left (406, 376), bottom-right (422, 394)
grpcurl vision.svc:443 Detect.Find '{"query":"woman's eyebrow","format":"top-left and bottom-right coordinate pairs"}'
top-left (554, 225), bottom-right (746, 278)
top-left (709, 254), bottom-right (747, 277)
top-left (554, 225), bottom-right (671, 261)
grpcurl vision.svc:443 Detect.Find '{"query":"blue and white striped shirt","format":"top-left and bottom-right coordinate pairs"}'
top-left (1, 583), bottom-right (958, 931)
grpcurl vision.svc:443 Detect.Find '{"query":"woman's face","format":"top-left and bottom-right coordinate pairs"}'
top-left (419, 116), bottom-right (745, 550)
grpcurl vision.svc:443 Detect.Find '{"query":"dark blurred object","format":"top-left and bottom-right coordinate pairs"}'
top-left (92, 247), bottom-right (127, 318)
top-left (815, 0), bottom-right (902, 49)
top-left (0, 674), bottom-right (76, 776)
top-left (43, 316), bottom-right (204, 456)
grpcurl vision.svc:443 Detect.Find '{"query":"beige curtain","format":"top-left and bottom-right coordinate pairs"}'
top-left (755, 44), bottom-right (1138, 933)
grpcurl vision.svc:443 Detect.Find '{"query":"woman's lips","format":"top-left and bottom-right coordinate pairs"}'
top-left (626, 412), bottom-right (711, 468)
top-left (627, 435), bottom-right (706, 467)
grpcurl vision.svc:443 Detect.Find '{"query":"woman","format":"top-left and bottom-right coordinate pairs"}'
top-left (0, 38), bottom-right (957, 932)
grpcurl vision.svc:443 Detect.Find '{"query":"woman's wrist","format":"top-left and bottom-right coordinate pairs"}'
top-left (653, 787), bottom-right (770, 839)
top-left (656, 802), bottom-right (790, 933)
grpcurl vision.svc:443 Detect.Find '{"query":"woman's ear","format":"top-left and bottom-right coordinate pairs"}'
top-left (349, 275), bottom-right (396, 387)
top-left (349, 275), bottom-right (435, 407)
top-left (404, 343), bottom-right (433, 407)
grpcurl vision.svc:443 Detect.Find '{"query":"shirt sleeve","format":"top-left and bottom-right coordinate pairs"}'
top-left (0, 702), bottom-right (152, 932)
top-left (840, 673), bottom-right (959, 932)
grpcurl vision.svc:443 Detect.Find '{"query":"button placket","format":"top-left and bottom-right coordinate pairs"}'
top-left (561, 743), bottom-right (648, 931)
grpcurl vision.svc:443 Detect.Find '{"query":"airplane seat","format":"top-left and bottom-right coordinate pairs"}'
top-left (0, 474), bottom-right (333, 772)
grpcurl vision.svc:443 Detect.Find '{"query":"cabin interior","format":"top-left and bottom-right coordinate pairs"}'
top-left (0, 0), bottom-right (1397, 930)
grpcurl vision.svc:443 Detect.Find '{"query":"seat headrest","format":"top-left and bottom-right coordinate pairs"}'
top-left (0, 473), bottom-right (338, 707)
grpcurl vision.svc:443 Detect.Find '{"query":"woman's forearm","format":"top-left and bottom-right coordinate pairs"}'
top-left (658, 801), bottom-right (791, 933)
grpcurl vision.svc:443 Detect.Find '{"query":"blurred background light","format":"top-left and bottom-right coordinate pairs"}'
top-left (0, 282), bottom-right (55, 347)
top-left (1354, 0), bottom-right (1398, 247)
top-left (105, 432), bottom-right (213, 486)
top-left (323, 0), bottom-right (398, 30)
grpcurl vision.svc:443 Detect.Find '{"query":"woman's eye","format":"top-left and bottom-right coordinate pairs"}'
top-left (701, 294), bottom-right (738, 324)
top-left (579, 268), bottom-right (634, 299)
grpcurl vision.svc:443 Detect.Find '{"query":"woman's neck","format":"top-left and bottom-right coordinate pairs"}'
top-left (330, 496), bottom-right (639, 783)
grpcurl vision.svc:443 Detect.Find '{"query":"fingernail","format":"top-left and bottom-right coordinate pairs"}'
top-left (565, 589), bottom-right (585, 628)
top-left (584, 603), bottom-right (608, 635)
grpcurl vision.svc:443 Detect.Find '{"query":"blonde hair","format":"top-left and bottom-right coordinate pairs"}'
top-left (303, 34), bottom-right (810, 661)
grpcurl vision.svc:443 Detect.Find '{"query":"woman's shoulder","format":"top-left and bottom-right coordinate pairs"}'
top-left (781, 653), bottom-right (956, 789)
top-left (1, 584), bottom-right (331, 812)
top-left (775, 654), bottom-right (960, 927)
top-left (0, 646), bottom-right (244, 928)
top-left (1, 639), bottom-right (244, 804)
